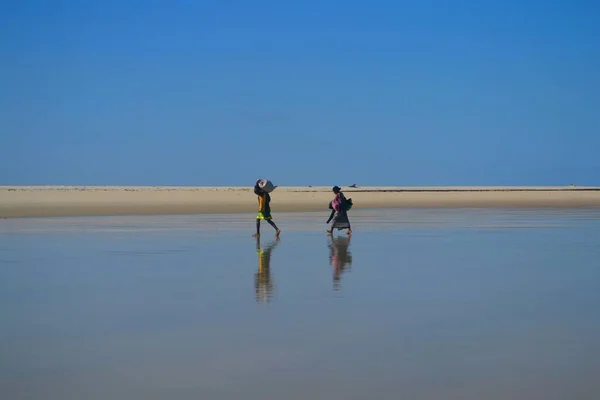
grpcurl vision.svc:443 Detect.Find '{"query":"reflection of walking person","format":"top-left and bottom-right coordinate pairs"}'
top-left (328, 236), bottom-right (353, 290)
top-left (326, 186), bottom-right (352, 236)
top-left (252, 180), bottom-right (281, 238)
top-left (255, 237), bottom-right (280, 303)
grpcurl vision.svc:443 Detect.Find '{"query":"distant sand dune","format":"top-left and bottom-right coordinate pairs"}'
top-left (1, 186), bottom-right (600, 218)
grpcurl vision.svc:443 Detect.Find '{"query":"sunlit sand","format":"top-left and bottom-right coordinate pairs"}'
top-left (1, 185), bottom-right (599, 218)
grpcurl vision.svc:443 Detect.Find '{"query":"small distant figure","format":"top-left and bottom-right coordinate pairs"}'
top-left (252, 179), bottom-right (281, 238)
top-left (349, 184), bottom-right (357, 188)
top-left (326, 186), bottom-right (352, 236)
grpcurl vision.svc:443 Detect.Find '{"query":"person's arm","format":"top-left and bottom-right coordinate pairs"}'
top-left (258, 194), bottom-right (265, 212)
top-left (326, 209), bottom-right (335, 223)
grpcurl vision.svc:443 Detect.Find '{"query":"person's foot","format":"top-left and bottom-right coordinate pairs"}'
top-left (326, 230), bottom-right (333, 235)
top-left (275, 229), bottom-right (281, 237)
top-left (252, 233), bottom-right (260, 238)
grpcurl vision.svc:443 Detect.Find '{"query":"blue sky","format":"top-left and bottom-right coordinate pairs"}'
top-left (1, 0), bottom-right (598, 186)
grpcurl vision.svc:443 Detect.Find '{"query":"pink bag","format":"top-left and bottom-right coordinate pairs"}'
top-left (332, 197), bottom-right (342, 212)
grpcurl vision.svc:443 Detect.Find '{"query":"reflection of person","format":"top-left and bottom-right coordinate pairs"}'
top-left (328, 236), bottom-right (353, 290)
top-left (326, 186), bottom-right (352, 236)
top-left (255, 237), bottom-right (280, 303)
top-left (253, 180), bottom-right (281, 238)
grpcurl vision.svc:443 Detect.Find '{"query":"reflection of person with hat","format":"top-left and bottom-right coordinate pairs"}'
top-left (328, 235), bottom-right (353, 291)
top-left (252, 179), bottom-right (281, 238)
top-left (254, 237), bottom-right (280, 303)
top-left (326, 186), bottom-right (352, 236)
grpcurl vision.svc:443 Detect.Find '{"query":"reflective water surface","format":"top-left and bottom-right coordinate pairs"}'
top-left (1, 208), bottom-right (600, 400)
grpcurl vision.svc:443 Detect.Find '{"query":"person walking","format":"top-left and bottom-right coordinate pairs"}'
top-left (253, 180), bottom-right (281, 238)
top-left (326, 186), bottom-right (352, 236)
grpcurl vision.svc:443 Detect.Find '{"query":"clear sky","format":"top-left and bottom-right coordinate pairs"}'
top-left (1, 0), bottom-right (598, 186)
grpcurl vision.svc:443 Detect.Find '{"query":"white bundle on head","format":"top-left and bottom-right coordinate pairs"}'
top-left (257, 179), bottom-right (277, 193)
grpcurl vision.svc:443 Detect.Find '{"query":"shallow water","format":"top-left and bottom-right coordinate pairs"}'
top-left (1, 208), bottom-right (600, 400)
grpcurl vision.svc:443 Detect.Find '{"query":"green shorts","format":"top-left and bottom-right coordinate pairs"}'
top-left (257, 212), bottom-right (272, 220)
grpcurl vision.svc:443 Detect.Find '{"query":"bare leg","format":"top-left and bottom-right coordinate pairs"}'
top-left (252, 219), bottom-right (260, 237)
top-left (267, 219), bottom-right (281, 236)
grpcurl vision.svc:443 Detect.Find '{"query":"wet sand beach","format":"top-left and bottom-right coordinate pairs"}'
top-left (1, 208), bottom-right (600, 399)
top-left (2, 185), bottom-right (600, 218)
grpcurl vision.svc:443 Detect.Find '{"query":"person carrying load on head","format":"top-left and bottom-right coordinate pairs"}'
top-left (252, 179), bottom-right (281, 238)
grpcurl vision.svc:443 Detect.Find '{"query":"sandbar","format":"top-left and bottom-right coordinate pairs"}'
top-left (1, 186), bottom-right (599, 218)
